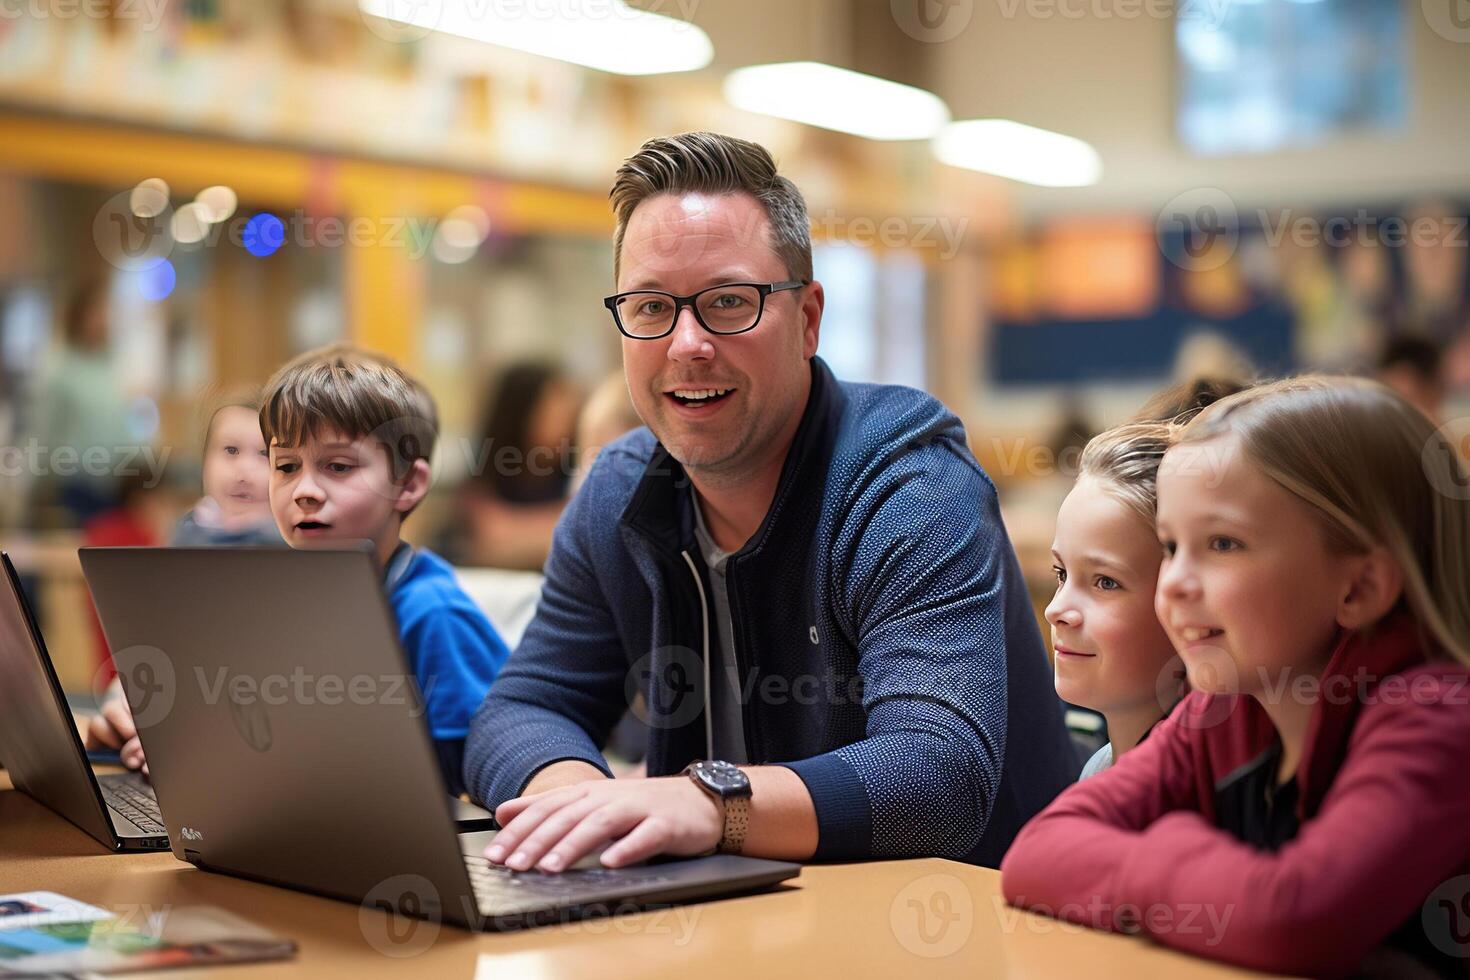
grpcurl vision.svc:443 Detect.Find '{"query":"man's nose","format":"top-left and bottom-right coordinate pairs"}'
top-left (666, 306), bottom-right (714, 363)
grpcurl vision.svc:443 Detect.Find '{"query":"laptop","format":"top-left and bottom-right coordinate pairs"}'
top-left (79, 547), bottom-right (800, 930)
top-left (0, 552), bottom-right (169, 852)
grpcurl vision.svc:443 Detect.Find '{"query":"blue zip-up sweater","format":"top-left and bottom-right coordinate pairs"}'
top-left (464, 358), bottom-right (1077, 866)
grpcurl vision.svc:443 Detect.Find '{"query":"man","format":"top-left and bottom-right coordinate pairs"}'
top-left (464, 132), bottom-right (1076, 873)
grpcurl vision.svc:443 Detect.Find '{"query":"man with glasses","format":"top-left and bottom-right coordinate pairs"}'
top-left (464, 132), bottom-right (1076, 872)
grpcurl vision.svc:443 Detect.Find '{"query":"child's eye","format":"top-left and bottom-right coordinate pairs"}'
top-left (275, 461), bottom-right (299, 474)
top-left (1159, 539), bottom-right (1177, 558)
top-left (1052, 565), bottom-right (1066, 585)
top-left (258, 449), bottom-right (269, 458)
top-left (327, 462), bottom-right (355, 475)
top-left (1210, 536), bottom-right (1241, 553)
top-left (1095, 576), bottom-right (1121, 591)
top-left (224, 446), bottom-right (239, 456)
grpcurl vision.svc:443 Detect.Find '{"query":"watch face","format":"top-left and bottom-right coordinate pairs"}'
top-left (695, 760), bottom-right (750, 795)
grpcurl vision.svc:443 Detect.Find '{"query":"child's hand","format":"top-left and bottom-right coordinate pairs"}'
top-left (85, 697), bottom-right (149, 776)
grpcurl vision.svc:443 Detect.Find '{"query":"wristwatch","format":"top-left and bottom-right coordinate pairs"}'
top-left (682, 760), bottom-right (752, 855)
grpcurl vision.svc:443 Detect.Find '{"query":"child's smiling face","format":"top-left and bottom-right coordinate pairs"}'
top-left (268, 428), bottom-right (427, 564)
top-left (202, 406), bottom-right (271, 523)
top-left (1045, 475), bottom-right (1177, 715)
top-left (1154, 435), bottom-right (1350, 697)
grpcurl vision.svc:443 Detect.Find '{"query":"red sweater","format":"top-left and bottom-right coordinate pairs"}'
top-left (1001, 611), bottom-right (1470, 977)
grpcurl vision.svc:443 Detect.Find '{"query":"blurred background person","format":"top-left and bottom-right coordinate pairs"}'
top-left (450, 362), bottom-right (583, 570)
top-left (572, 370), bottom-right (643, 492)
top-left (1375, 335), bottom-right (1445, 425)
top-left (31, 281), bottom-right (132, 528)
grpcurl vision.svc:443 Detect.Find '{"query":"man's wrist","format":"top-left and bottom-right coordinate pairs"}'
top-left (520, 759), bottom-right (608, 797)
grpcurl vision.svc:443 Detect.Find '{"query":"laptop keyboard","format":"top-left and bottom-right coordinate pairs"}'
top-left (99, 778), bottom-right (166, 835)
top-left (464, 854), bottom-right (679, 915)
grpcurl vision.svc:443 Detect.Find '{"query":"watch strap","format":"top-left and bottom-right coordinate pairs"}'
top-left (718, 794), bottom-right (748, 854)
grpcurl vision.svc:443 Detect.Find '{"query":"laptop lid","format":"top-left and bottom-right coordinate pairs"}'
top-left (0, 552), bottom-right (120, 850)
top-left (79, 546), bottom-right (483, 924)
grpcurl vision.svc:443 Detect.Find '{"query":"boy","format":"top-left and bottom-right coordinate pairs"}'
top-left (89, 345), bottom-right (509, 796)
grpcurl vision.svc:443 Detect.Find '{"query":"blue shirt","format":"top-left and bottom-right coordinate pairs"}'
top-left (388, 546), bottom-right (510, 794)
top-left (464, 358), bottom-right (1078, 866)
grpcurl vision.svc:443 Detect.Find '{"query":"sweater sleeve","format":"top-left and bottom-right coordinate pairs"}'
top-left (1000, 698), bottom-right (1207, 917)
top-left (461, 477), bottom-right (627, 808)
top-left (784, 445), bottom-right (1021, 860)
top-left (1004, 675), bottom-right (1470, 978)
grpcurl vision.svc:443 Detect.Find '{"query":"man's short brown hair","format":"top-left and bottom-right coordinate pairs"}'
top-left (259, 344), bottom-right (438, 482)
top-left (609, 131), bottom-right (813, 284)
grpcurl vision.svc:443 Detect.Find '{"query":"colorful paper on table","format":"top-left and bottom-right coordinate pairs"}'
top-left (0, 902), bottom-right (295, 976)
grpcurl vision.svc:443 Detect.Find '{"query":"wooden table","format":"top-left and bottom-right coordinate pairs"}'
top-left (0, 773), bottom-right (1273, 979)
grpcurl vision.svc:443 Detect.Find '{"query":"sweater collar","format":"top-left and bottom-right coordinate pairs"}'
top-left (1297, 608), bottom-right (1431, 814)
top-left (620, 357), bottom-right (843, 559)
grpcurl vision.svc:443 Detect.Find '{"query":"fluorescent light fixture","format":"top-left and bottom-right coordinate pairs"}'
top-left (358, 0), bottom-right (712, 75)
top-left (934, 119), bottom-right (1102, 187)
top-left (724, 62), bottom-right (950, 141)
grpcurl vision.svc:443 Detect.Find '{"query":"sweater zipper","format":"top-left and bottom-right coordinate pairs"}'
top-left (680, 550), bottom-right (713, 759)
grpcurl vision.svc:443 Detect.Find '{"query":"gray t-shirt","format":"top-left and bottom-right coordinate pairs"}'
top-left (692, 502), bottom-right (749, 764)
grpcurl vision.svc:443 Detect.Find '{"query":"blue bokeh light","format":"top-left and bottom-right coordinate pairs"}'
top-left (244, 212), bottom-right (286, 258)
top-left (137, 259), bottom-right (176, 301)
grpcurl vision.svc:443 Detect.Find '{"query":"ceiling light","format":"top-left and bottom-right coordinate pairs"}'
top-left (358, 0), bottom-right (712, 75)
top-left (934, 119), bottom-right (1102, 187)
top-left (724, 62), bottom-right (950, 141)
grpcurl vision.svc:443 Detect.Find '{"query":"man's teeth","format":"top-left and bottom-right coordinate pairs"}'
top-left (673, 388), bottom-right (730, 401)
top-left (1180, 627), bottom-right (1221, 642)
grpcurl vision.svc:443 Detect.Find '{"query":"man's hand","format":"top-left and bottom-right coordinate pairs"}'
top-left (486, 776), bottom-right (721, 873)
top-left (84, 697), bottom-right (148, 776)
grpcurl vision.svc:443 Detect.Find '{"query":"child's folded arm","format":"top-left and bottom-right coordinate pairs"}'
top-left (1112, 682), bottom-right (1470, 978)
top-left (1001, 703), bottom-right (1204, 927)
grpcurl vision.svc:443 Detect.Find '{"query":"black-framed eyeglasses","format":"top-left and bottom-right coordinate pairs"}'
top-left (603, 280), bottom-right (805, 340)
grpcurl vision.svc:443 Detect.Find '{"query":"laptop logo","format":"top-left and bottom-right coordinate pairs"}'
top-left (228, 696), bottom-right (273, 753)
top-left (180, 827), bottom-right (204, 841)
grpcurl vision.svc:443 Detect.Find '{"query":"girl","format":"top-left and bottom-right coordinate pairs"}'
top-left (172, 394), bottom-right (281, 546)
top-left (1003, 377), bottom-right (1470, 977)
top-left (1048, 379), bottom-right (1241, 778)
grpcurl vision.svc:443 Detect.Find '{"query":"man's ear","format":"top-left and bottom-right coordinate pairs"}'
top-left (1336, 546), bottom-right (1404, 630)
top-left (801, 280), bottom-right (824, 359)
top-left (393, 458), bottom-right (432, 515)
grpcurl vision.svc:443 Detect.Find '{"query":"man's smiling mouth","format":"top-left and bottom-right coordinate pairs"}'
top-left (667, 387), bottom-right (735, 406)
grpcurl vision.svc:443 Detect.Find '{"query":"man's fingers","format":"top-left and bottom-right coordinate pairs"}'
top-left (102, 698), bottom-right (138, 741)
top-left (595, 815), bottom-right (670, 868)
top-left (533, 807), bottom-right (640, 873)
top-left (496, 798), bottom-right (602, 872)
top-left (85, 713), bottom-right (122, 750)
top-left (120, 737), bottom-right (146, 772)
top-left (487, 787), bottom-right (587, 863)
